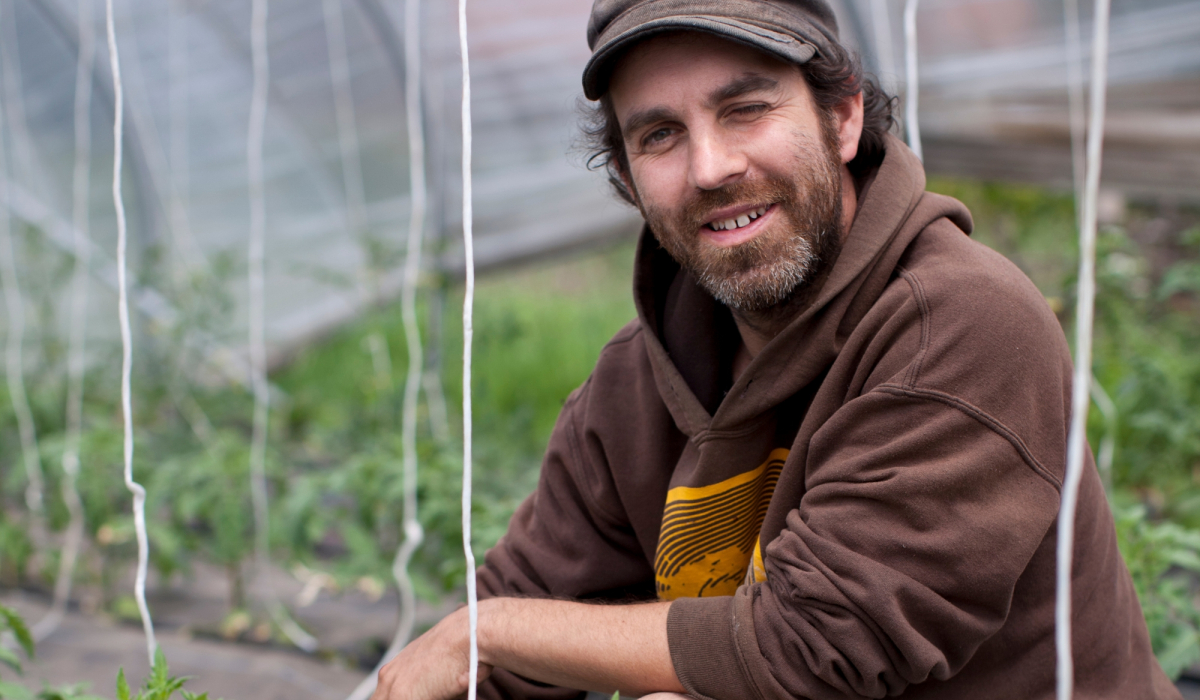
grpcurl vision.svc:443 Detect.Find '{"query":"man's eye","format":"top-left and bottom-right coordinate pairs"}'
top-left (644, 127), bottom-right (674, 145)
top-left (731, 103), bottom-right (769, 117)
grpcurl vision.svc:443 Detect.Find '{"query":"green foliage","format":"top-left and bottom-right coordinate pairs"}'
top-left (116, 649), bottom-right (220, 700)
top-left (273, 244), bottom-right (637, 594)
top-left (0, 604), bottom-right (104, 700)
top-left (1089, 226), bottom-right (1200, 527)
top-left (0, 605), bottom-right (34, 676)
top-left (1114, 502), bottom-right (1200, 679)
top-left (27, 685), bottom-right (106, 700)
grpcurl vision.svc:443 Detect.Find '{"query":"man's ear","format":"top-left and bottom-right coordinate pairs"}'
top-left (834, 91), bottom-right (864, 165)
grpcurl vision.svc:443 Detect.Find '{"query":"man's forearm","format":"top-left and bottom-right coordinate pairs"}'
top-left (479, 597), bottom-right (685, 696)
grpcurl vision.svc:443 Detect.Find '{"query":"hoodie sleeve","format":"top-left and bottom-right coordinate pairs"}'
top-left (476, 374), bottom-right (658, 700)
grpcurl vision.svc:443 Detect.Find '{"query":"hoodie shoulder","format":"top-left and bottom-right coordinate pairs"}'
top-left (872, 211), bottom-right (1073, 486)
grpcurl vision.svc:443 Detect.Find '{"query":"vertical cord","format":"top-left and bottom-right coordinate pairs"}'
top-left (246, 0), bottom-right (316, 653)
top-left (247, 0), bottom-right (271, 627)
top-left (0, 3), bottom-right (45, 523)
top-left (1089, 379), bottom-right (1116, 492)
top-left (458, 0), bottom-right (479, 697)
top-left (1063, 0), bottom-right (1086, 214)
top-left (869, 0), bottom-right (896, 93)
top-left (106, 0), bottom-right (157, 665)
top-left (902, 0), bottom-right (922, 162)
top-left (343, 3), bottom-right (426, 696)
top-left (1063, 0), bottom-right (1118, 497)
top-left (321, 0), bottom-right (368, 264)
top-left (395, 0), bottom-right (427, 660)
top-left (33, 0), bottom-right (95, 643)
top-left (1055, 0), bottom-right (1111, 697)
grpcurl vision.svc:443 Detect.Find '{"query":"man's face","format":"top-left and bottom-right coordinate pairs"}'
top-left (609, 34), bottom-right (847, 311)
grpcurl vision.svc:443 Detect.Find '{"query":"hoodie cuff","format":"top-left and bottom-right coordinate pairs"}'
top-left (667, 593), bottom-right (762, 700)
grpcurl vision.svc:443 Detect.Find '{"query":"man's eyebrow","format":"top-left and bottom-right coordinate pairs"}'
top-left (706, 74), bottom-right (780, 108)
top-left (622, 107), bottom-right (677, 143)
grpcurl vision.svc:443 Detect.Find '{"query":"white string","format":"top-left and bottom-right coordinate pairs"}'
top-left (902, 0), bottom-right (922, 161)
top-left (1089, 377), bottom-right (1116, 493)
top-left (33, 0), bottom-right (95, 643)
top-left (869, 0), bottom-right (896, 93)
top-left (393, 0), bottom-right (427, 656)
top-left (1055, 0), bottom-right (1111, 696)
top-left (1063, 0), bottom-right (1086, 215)
top-left (247, 0), bottom-right (271, 621)
top-left (342, 0), bottom-right (427, 693)
top-left (321, 0), bottom-right (367, 245)
top-left (105, 0), bottom-right (157, 665)
top-left (459, 0), bottom-right (479, 696)
top-left (0, 194), bottom-right (40, 520)
top-left (244, 0), bottom-right (317, 653)
top-left (0, 4), bottom-right (46, 523)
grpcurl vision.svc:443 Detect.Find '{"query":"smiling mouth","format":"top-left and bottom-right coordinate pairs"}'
top-left (706, 205), bottom-right (771, 232)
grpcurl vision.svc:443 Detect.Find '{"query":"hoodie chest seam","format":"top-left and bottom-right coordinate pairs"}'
top-left (897, 266), bottom-right (931, 390)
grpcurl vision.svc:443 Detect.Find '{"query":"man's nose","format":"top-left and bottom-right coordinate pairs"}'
top-left (687, 129), bottom-right (747, 191)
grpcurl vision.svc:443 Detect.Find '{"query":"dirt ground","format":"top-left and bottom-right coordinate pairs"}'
top-left (2, 561), bottom-right (1198, 700)
top-left (0, 560), bottom-right (456, 700)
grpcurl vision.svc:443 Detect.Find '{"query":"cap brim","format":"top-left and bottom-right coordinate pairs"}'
top-left (582, 15), bottom-right (818, 100)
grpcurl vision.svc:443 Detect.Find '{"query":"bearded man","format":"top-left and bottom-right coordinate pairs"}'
top-left (374, 1), bottom-right (1179, 699)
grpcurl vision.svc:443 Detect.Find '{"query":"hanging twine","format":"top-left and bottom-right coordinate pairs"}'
top-left (902, 0), bottom-right (922, 161)
top-left (1055, 0), bottom-right (1112, 697)
top-left (105, 0), bottom-right (157, 665)
top-left (33, 0), bottom-right (95, 644)
top-left (458, 0), bottom-right (479, 696)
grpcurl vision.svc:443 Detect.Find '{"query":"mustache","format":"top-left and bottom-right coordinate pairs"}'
top-left (678, 178), bottom-right (798, 232)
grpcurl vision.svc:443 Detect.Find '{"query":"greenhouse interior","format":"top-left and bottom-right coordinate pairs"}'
top-left (0, 0), bottom-right (1197, 697)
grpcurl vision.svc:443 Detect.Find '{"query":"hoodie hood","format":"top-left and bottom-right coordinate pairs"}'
top-left (633, 134), bottom-right (973, 438)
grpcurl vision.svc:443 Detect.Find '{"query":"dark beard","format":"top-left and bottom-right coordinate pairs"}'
top-left (640, 126), bottom-right (844, 313)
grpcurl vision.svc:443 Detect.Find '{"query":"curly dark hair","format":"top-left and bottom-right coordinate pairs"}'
top-left (580, 40), bottom-right (898, 205)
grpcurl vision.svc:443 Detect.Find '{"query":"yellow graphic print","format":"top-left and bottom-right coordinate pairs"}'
top-left (655, 448), bottom-right (788, 599)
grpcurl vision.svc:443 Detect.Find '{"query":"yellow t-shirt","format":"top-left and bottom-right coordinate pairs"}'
top-left (654, 448), bottom-right (787, 599)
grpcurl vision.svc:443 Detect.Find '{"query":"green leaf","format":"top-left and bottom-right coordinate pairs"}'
top-left (149, 648), bottom-right (168, 689)
top-left (0, 648), bottom-right (23, 675)
top-left (0, 680), bottom-right (34, 700)
top-left (115, 669), bottom-right (131, 700)
top-left (0, 607), bottom-right (34, 660)
top-left (34, 684), bottom-right (106, 700)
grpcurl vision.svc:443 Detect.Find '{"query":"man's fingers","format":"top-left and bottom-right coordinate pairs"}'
top-left (639, 693), bottom-right (692, 700)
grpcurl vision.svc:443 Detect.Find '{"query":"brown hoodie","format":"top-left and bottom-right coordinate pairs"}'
top-left (476, 136), bottom-right (1178, 700)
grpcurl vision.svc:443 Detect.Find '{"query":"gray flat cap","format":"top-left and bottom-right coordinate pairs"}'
top-left (583, 0), bottom-right (842, 100)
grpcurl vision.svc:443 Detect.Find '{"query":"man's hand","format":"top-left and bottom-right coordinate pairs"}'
top-left (371, 597), bottom-right (684, 699)
top-left (371, 605), bottom-right (493, 700)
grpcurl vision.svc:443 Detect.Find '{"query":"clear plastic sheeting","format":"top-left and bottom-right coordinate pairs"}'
top-left (5, 0), bottom-right (1196, 365)
top-left (2, 0), bottom-right (637, 367)
top-left (845, 0), bottom-right (1200, 198)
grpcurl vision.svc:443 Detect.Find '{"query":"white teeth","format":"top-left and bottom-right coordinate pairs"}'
top-left (709, 206), bottom-right (771, 231)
